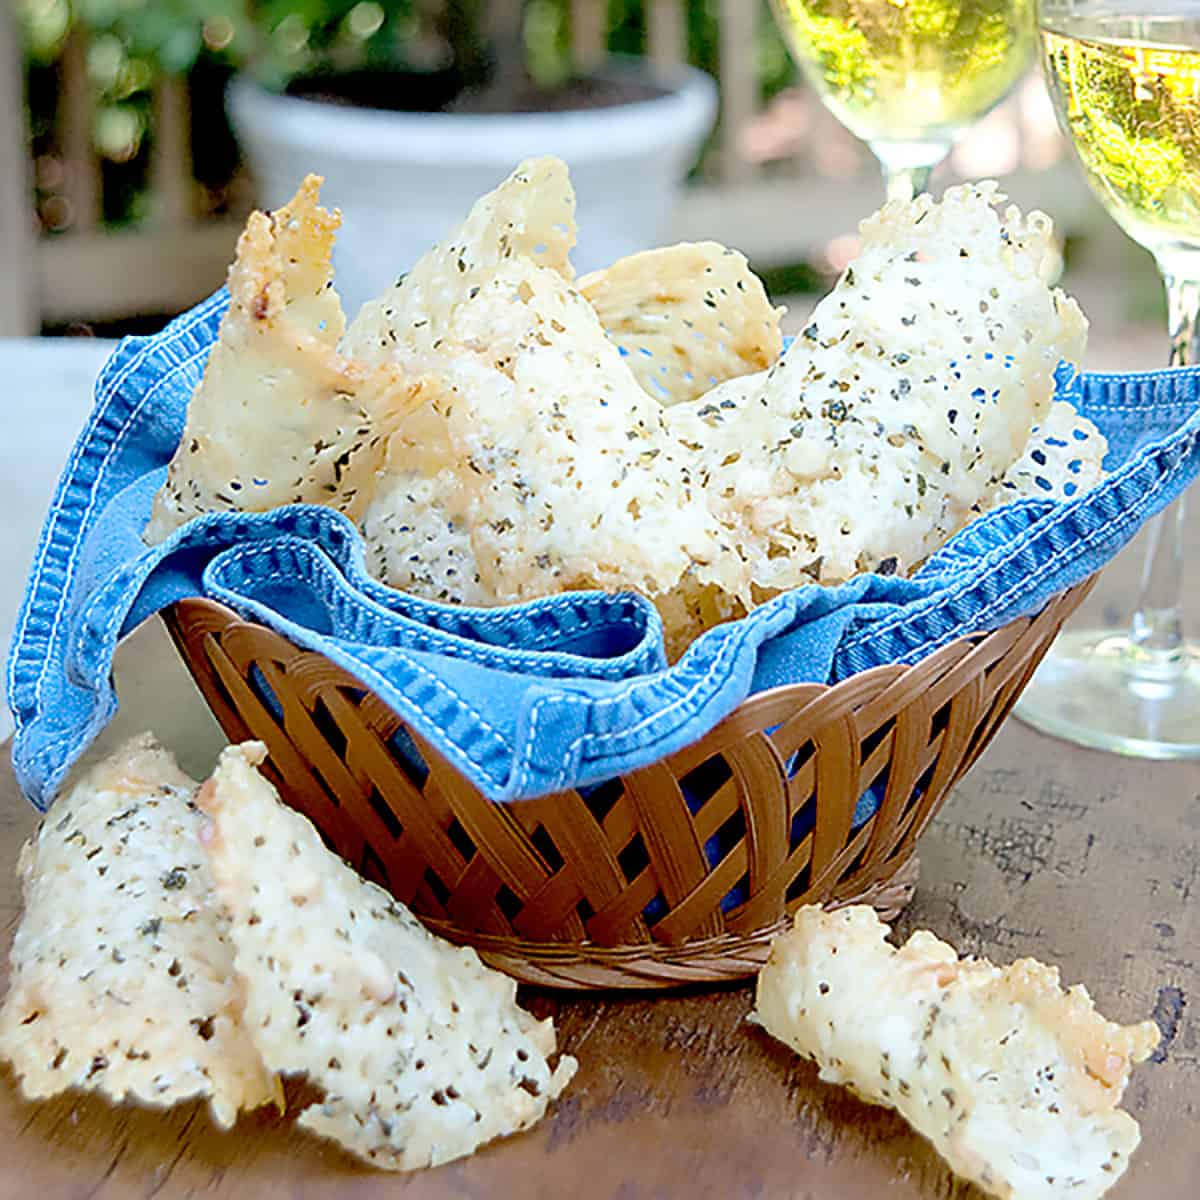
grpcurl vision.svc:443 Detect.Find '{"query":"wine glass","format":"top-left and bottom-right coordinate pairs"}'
top-left (769, 0), bottom-right (1038, 201)
top-left (1013, 1), bottom-right (1200, 757)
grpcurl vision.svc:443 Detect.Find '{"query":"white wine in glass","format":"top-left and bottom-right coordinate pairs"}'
top-left (770, 0), bottom-right (1037, 200)
top-left (1015, 2), bottom-right (1200, 757)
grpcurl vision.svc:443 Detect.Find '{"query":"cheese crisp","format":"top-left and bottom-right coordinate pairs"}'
top-left (0, 735), bottom-right (280, 1127)
top-left (145, 176), bottom-right (426, 544)
top-left (1, 736), bottom-right (578, 1170)
top-left (198, 743), bottom-right (576, 1170)
top-left (146, 160), bottom-right (1106, 655)
top-left (578, 241), bottom-right (784, 405)
top-left (361, 255), bottom-right (749, 628)
top-left (342, 156), bottom-right (577, 364)
top-left (349, 161), bottom-right (748, 650)
top-left (664, 183), bottom-right (1090, 592)
top-left (753, 906), bottom-right (1158, 1200)
top-left (361, 175), bottom-right (1094, 649)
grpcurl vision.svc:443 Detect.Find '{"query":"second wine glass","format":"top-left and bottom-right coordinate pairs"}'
top-left (770, 0), bottom-right (1037, 201)
top-left (1012, 1), bottom-right (1200, 757)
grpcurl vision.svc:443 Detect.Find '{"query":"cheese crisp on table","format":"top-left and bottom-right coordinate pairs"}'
top-left (753, 906), bottom-right (1159, 1200)
top-left (0, 735), bottom-right (280, 1127)
top-left (198, 743), bottom-right (577, 1171)
top-left (0, 737), bottom-right (575, 1170)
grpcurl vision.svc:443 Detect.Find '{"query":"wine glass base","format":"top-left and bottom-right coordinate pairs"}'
top-left (1017, 628), bottom-right (1200, 758)
top-left (1014, 629), bottom-right (1200, 758)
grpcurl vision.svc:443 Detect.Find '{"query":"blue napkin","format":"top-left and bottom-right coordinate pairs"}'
top-left (8, 291), bottom-right (1200, 811)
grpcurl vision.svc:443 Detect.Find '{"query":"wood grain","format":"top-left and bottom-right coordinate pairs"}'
top-left (0, 617), bottom-right (1196, 1198)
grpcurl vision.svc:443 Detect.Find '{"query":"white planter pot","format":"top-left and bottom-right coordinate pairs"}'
top-left (228, 63), bottom-right (718, 315)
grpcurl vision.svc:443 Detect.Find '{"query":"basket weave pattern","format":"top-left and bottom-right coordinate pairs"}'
top-left (164, 580), bottom-right (1091, 989)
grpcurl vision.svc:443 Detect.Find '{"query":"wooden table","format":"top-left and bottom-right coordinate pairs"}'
top-left (1, 561), bottom-right (1198, 1197)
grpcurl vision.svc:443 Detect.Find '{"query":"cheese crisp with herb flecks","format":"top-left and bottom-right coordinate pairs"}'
top-left (753, 906), bottom-right (1158, 1200)
top-left (0, 735), bottom-right (280, 1127)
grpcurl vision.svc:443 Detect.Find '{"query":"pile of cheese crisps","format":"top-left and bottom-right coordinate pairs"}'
top-left (0, 738), bottom-right (1157, 1196)
top-left (144, 158), bottom-right (1107, 657)
top-left (0, 736), bottom-right (575, 1170)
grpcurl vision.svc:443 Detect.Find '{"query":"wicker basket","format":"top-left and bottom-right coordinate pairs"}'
top-left (163, 579), bottom-right (1091, 990)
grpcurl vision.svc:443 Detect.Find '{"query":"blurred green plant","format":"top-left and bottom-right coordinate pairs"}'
top-left (20, 1), bottom-right (421, 91)
top-left (21, 1), bottom-right (796, 149)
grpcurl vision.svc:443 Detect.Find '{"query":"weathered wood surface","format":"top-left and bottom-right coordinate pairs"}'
top-left (0, 608), bottom-right (1197, 1198)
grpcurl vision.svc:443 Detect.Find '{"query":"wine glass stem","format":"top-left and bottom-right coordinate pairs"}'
top-left (872, 141), bottom-right (948, 203)
top-left (1127, 264), bottom-right (1200, 673)
top-left (884, 163), bottom-right (934, 204)
top-left (1163, 267), bottom-right (1200, 369)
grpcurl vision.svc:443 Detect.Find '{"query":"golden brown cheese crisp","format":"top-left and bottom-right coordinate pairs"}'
top-left (145, 176), bottom-right (426, 543)
top-left (753, 905), bottom-right (1159, 1200)
top-left (579, 241), bottom-right (784, 405)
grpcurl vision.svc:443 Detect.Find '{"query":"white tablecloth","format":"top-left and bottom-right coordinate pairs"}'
top-left (1, 338), bottom-right (118, 740)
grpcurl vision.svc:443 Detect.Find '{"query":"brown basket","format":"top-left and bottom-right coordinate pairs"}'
top-left (163, 579), bottom-right (1091, 990)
